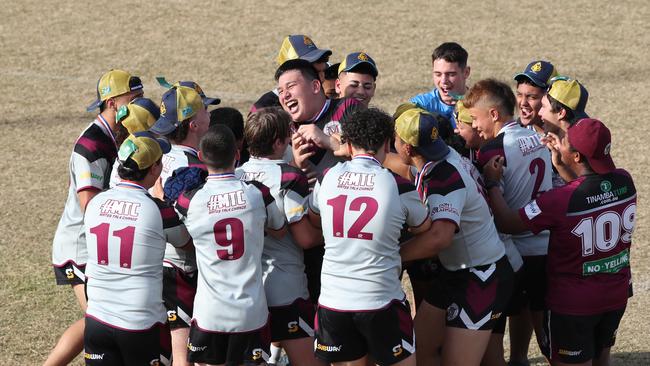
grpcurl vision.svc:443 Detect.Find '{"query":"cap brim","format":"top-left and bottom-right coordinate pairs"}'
top-left (86, 99), bottom-right (102, 112)
top-left (416, 141), bottom-right (450, 162)
top-left (572, 111), bottom-right (589, 121)
top-left (513, 72), bottom-right (546, 88)
top-left (300, 48), bottom-right (332, 63)
top-left (342, 61), bottom-right (378, 78)
top-left (149, 115), bottom-right (179, 136)
top-left (202, 97), bottom-right (221, 106)
top-left (589, 156), bottom-right (616, 175)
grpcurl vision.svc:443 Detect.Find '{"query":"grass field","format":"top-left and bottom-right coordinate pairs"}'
top-left (1, 0), bottom-right (649, 364)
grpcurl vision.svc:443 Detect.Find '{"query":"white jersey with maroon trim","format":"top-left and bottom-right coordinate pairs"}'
top-left (176, 174), bottom-right (285, 332)
top-left (235, 158), bottom-right (311, 306)
top-left (84, 182), bottom-right (190, 330)
top-left (421, 149), bottom-right (505, 271)
top-left (310, 155), bottom-right (428, 311)
top-left (478, 122), bottom-right (552, 256)
top-left (52, 117), bottom-right (117, 268)
top-left (160, 144), bottom-right (206, 273)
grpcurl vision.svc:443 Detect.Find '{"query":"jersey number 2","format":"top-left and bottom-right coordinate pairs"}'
top-left (529, 158), bottom-right (546, 199)
top-left (89, 223), bottom-right (135, 268)
top-left (213, 218), bottom-right (245, 260)
top-left (327, 195), bottom-right (378, 240)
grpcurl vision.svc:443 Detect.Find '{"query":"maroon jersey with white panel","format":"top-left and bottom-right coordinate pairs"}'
top-left (310, 155), bottom-right (428, 311)
top-left (84, 182), bottom-right (190, 330)
top-left (176, 174), bottom-right (285, 332)
top-left (235, 158), bottom-right (311, 306)
top-left (478, 122), bottom-right (552, 256)
top-left (519, 169), bottom-right (636, 315)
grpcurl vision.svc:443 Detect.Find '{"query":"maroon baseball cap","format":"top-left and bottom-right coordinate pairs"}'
top-left (568, 118), bottom-right (616, 174)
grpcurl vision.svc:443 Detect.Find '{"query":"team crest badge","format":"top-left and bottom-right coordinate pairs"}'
top-left (194, 84), bottom-right (203, 95)
top-left (430, 126), bottom-right (439, 140)
top-left (447, 303), bottom-right (460, 321)
top-left (600, 180), bottom-right (612, 193)
top-left (303, 36), bottom-right (314, 46)
top-left (160, 102), bottom-right (166, 116)
top-left (531, 62), bottom-right (542, 73)
top-left (357, 53), bottom-right (369, 61)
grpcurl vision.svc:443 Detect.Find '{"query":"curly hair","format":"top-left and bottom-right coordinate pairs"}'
top-left (341, 108), bottom-right (394, 154)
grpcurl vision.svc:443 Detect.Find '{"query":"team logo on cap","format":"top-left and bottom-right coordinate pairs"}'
top-left (181, 106), bottom-right (194, 119)
top-left (303, 36), bottom-right (314, 46)
top-left (194, 84), bottom-right (204, 95)
top-left (604, 142), bottom-right (611, 156)
top-left (430, 126), bottom-right (439, 140)
top-left (100, 86), bottom-right (111, 96)
top-left (160, 102), bottom-right (166, 116)
top-left (358, 53), bottom-right (369, 61)
top-left (531, 62), bottom-right (542, 73)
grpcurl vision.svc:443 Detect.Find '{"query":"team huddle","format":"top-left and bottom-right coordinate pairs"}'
top-left (47, 35), bottom-right (637, 366)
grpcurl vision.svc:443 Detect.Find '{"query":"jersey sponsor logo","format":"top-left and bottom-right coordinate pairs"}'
top-left (251, 348), bottom-right (266, 360)
top-left (517, 135), bottom-right (545, 156)
top-left (392, 344), bottom-right (403, 357)
top-left (582, 248), bottom-right (630, 275)
top-left (431, 202), bottom-right (459, 217)
top-left (239, 171), bottom-right (265, 181)
top-left (65, 268), bottom-right (74, 279)
top-left (323, 120), bottom-right (341, 136)
top-left (600, 180), bottom-right (612, 193)
top-left (337, 172), bottom-right (375, 191)
top-left (558, 349), bottom-right (583, 356)
top-left (446, 303), bottom-right (460, 321)
top-left (80, 171), bottom-right (103, 181)
top-left (84, 353), bottom-right (105, 360)
top-left (585, 185), bottom-right (627, 205)
top-left (316, 343), bottom-right (343, 352)
top-left (207, 190), bottom-right (247, 213)
top-left (491, 312), bottom-right (502, 320)
top-left (287, 321), bottom-right (299, 333)
top-left (167, 310), bottom-right (177, 322)
top-left (149, 359), bottom-right (160, 366)
top-left (524, 200), bottom-right (542, 219)
top-left (99, 199), bottom-right (141, 221)
top-left (187, 342), bottom-right (207, 352)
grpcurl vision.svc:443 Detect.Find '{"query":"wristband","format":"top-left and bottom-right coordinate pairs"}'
top-left (484, 179), bottom-right (500, 190)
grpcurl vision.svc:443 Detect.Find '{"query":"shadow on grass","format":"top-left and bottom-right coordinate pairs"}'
top-left (525, 352), bottom-right (650, 365)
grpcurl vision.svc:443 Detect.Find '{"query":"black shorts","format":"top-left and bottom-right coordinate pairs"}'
top-left (269, 297), bottom-right (315, 342)
top-left (53, 261), bottom-right (86, 285)
top-left (315, 299), bottom-right (415, 365)
top-left (405, 258), bottom-right (442, 281)
top-left (541, 307), bottom-right (626, 364)
top-left (84, 316), bottom-right (171, 366)
top-left (162, 266), bottom-right (197, 329)
top-left (187, 320), bottom-right (271, 365)
top-left (508, 255), bottom-right (547, 314)
top-left (425, 256), bottom-right (514, 331)
top-left (303, 246), bottom-right (324, 304)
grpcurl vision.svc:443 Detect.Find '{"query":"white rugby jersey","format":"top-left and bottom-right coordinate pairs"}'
top-left (525, 124), bottom-right (566, 189)
top-left (420, 149), bottom-right (505, 271)
top-left (478, 122), bottom-right (552, 256)
top-left (159, 144), bottom-right (206, 273)
top-left (235, 158), bottom-right (311, 306)
top-left (84, 182), bottom-right (190, 330)
top-left (52, 116), bottom-right (117, 268)
top-left (176, 174), bottom-right (285, 332)
top-left (310, 155), bottom-right (428, 311)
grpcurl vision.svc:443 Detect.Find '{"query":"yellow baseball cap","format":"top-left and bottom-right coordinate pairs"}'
top-left (86, 69), bottom-right (143, 112)
top-left (395, 108), bottom-right (450, 161)
top-left (547, 76), bottom-right (589, 121)
top-left (276, 35), bottom-right (332, 65)
top-left (118, 133), bottom-right (171, 170)
top-left (455, 100), bottom-right (473, 125)
top-left (150, 86), bottom-right (205, 136)
top-left (116, 98), bottom-right (160, 134)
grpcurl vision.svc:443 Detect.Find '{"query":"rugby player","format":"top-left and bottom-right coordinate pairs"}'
top-left (310, 108), bottom-right (431, 366)
top-left (514, 61), bottom-right (558, 135)
top-left (395, 108), bottom-right (513, 366)
top-left (46, 69), bottom-right (143, 366)
top-left (483, 118), bottom-right (635, 366)
top-left (335, 52), bottom-right (378, 107)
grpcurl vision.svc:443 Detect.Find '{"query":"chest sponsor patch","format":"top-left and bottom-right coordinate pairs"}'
top-left (524, 200), bottom-right (542, 219)
top-left (582, 249), bottom-right (630, 276)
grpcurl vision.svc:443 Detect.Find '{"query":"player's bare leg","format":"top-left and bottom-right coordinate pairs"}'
top-left (441, 327), bottom-right (492, 366)
top-left (43, 284), bottom-right (87, 366)
top-left (592, 347), bottom-right (611, 366)
top-left (509, 310), bottom-right (533, 365)
top-left (414, 301), bottom-right (445, 366)
top-left (481, 333), bottom-right (506, 366)
top-left (281, 337), bottom-right (326, 365)
top-left (171, 327), bottom-right (192, 366)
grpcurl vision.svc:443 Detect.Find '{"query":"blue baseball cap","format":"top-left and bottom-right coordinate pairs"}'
top-left (276, 35), bottom-right (332, 65)
top-left (150, 86), bottom-right (207, 136)
top-left (514, 60), bottom-right (558, 89)
top-left (338, 52), bottom-right (378, 79)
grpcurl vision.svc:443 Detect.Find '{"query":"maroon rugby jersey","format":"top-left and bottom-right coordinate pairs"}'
top-left (519, 169), bottom-right (636, 315)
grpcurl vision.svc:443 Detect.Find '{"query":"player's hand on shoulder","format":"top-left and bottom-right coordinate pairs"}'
top-left (482, 155), bottom-right (505, 182)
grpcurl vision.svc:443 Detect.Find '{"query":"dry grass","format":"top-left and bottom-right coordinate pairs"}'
top-left (1, 0), bottom-right (649, 364)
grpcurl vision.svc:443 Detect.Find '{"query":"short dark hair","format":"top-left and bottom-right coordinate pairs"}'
top-left (432, 42), bottom-right (468, 69)
top-left (516, 77), bottom-right (544, 90)
top-left (165, 120), bottom-right (191, 143)
top-left (244, 108), bottom-right (291, 157)
top-left (199, 124), bottom-right (237, 170)
top-left (463, 78), bottom-right (516, 118)
top-left (547, 94), bottom-right (575, 123)
top-left (210, 107), bottom-right (244, 140)
top-left (114, 123), bottom-right (130, 147)
top-left (117, 158), bottom-right (155, 181)
top-left (275, 59), bottom-right (320, 82)
top-left (342, 108), bottom-right (394, 154)
top-left (325, 63), bottom-right (340, 81)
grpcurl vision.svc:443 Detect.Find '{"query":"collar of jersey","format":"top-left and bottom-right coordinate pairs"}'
top-left (497, 119), bottom-right (519, 135)
top-left (208, 173), bottom-right (236, 180)
top-left (116, 181), bottom-right (148, 192)
top-left (96, 114), bottom-right (117, 148)
top-left (352, 154), bottom-right (381, 166)
top-left (309, 99), bottom-right (331, 122)
top-left (174, 144), bottom-right (199, 156)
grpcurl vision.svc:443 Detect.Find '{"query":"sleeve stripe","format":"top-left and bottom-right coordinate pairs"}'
top-left (426, 171), bottom-right (462, 190)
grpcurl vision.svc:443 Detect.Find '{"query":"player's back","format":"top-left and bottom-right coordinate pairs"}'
top-left (235, 159), bottom-right (310, 306)
top-left (314, 156), bottom-right (426, 311)
top-left (84, 184), bottom-right (171, 330)
top-left (178, 174), bottom-right (272, 332)
top-left (480, 122), bottom-right (552, 256)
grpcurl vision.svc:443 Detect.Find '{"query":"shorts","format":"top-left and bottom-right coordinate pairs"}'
top-left (508, 255), bottom-right (547, 314)
top-left (303, 246), bottom-right (324, 304)
top-left (405, 258), bottom-right (441, 281)
top-left (425, 256), bottom-right (514, 331)
top-left (541, 307), bottom-right (626, 364)
top-left (187, 320), bottom-right (271, 365)
top-left (315, 299), bottom-right (415, 365)
top-left (54, 261), bottom-right (86, 285)
top-left (84, 316), bottom-right (171, 366)
top-left (162, 266), bottom-right (197, 329)
top-left (269, 297), bottom-right (315, 341)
